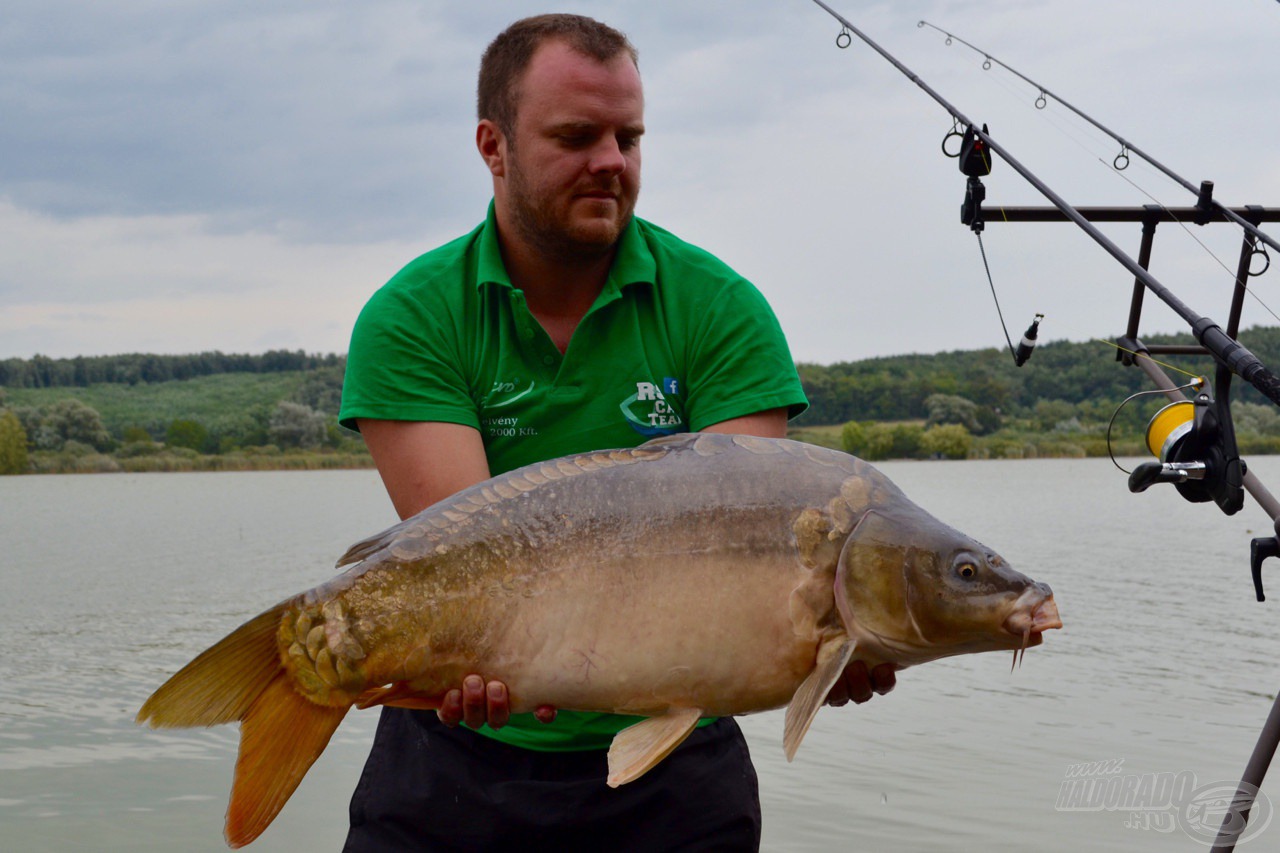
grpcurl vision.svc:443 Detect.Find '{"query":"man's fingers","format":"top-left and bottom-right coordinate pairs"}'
top-left (486, 680), bottom-right (509, 729)
top-left (440, 676), bottom-right (548, 728)
top-left (847, 661), bottom-right (874, 704)
top-left (871, 663), bottom-right (897, 695)
top-left (438, 688), bottom-right (463, 727)
top-left (461, 675), bottom-right (487, 728)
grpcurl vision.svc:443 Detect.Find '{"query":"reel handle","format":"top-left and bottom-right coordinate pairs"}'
top-left (1251, 537), bottom-right (1279, 602)
top-left (1128, 461), bottom-right (1206, 493)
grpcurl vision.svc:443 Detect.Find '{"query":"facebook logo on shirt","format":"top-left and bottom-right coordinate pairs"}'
top-left (663, 377), bottom-right (679, 396)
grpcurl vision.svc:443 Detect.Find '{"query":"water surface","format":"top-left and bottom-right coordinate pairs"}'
top-left (2, 459), bottom-right (1278, 850)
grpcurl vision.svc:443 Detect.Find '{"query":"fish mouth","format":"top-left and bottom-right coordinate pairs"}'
top-left (1005, 595), bottom-right (1062, 637)
top-left (1002, 594), bottom-right (1062, 669)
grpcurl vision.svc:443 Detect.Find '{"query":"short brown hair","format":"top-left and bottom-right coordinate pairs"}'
top-left (478, 14), bottom-right (638, 137)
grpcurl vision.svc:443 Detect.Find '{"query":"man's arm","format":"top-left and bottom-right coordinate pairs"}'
top-left (358, 420), bottom-right (491, 520)
top-left (358, 418), bottom-right (553, 728)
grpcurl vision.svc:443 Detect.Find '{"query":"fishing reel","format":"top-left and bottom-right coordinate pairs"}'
top-left (1128, 367), bottom-right (1244, 516)
top-left (1122, 366), bottom-right (1279, 601)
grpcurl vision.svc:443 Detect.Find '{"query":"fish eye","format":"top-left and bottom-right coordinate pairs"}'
top-left (957, 563), bottom-right (977, 579)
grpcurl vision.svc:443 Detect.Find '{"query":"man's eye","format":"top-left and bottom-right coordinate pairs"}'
top-left (618, 136), bottom-right (640, 151)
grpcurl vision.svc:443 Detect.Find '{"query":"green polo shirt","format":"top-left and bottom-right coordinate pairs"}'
top-left (340, 204), bottom-right (807, 750)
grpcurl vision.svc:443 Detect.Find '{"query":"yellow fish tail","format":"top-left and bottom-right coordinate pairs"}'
top-left (137, 603), bottom-right (347, 847)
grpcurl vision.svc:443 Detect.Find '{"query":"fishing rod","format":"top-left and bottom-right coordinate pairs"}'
top-left (807, 0), bottom-right (1280, 409)
top-left (804, 3), bottom-right (1279, 849)
top-left (916, 20), bottom-right (1280, 257)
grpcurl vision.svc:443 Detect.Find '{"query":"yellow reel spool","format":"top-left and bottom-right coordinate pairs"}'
top-left (1145, 401), bottom-right (1195, 461)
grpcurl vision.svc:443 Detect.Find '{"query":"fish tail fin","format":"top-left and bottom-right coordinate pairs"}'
top-left (225, 675), bottom-right (348, 848)
top-left (136, 602), bottom-right (347, 846)
top-left (137, 606), bottom-right (288, 728)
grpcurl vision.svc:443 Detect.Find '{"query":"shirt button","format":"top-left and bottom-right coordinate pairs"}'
top-left (520, 327), bottom-right (534, 340)
top-left (542, 355), bottom-right (555, 366)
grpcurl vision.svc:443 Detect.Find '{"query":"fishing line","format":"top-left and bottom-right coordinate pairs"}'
top-left (916, 19), bottom-right (1280, 256)
top-left (975, 232), bottom-right (1017, 356)
top-left (1094, 338), bottom-right (1205, 382)
top-left (808, 0), bottom-right (1280, 408)
top-left (1103, 164), bottom-right (1280, 325)
top-left (924, 26), bottom-right (1248, 273)
top-left (924, 23), bottom-right (1249, 303)
top-left (923, 21), bottom-right (1280, 328)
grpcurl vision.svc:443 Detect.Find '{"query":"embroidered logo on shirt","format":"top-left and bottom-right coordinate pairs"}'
top-left (485, 379), bottom-right (536, 410)
top-left (619, 380), bottom-right (684, 436)
top-left (482, 379), bottom-right (540, 439)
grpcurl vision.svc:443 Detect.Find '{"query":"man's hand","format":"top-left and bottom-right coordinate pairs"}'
top-left (437, 675), bottom-right (557, 729)
top-left (825, 661), bottom-right (897, 707)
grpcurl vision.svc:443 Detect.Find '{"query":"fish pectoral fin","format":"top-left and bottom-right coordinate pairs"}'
top-left (355, 682), bottom-right (442, 711)
top-left (606, 707), bottom-right (704, 788)
top-left (783, 636), bottom-right (857, 762)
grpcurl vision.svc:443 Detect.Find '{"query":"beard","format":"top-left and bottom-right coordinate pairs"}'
top-left (504, 156), bottom-right (638, 264)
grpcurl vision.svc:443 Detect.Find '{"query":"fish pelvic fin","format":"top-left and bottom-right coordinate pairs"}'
top-left (606, 707), bottom-right (703, 787)
top-left (225, 675), bottom-right (348, 848)
top-left (783, 636), bottom-right (857, 762)
top-left (136, 606), bottom-right (286, 728)
top-left (355, 681), bottom-right (444, 711)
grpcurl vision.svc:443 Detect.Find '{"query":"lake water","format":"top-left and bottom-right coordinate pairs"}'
top-left (3, 458), bottom-right (1280, 851)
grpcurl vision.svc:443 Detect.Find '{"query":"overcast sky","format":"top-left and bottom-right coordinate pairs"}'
top-left (2, 0), bottom-right (1277, 364)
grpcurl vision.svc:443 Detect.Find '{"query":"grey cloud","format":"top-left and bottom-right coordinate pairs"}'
top-left (1, 1), bottom-right (486, 241)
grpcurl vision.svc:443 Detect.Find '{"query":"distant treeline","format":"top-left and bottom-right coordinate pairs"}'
top-left (0, 350), bottom-right (345, 389)
top-left (792, 326), bottom-right (1280, 426)
top-left (6, 327), bottom-right (1280, 428)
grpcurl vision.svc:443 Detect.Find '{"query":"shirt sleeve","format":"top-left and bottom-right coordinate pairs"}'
top-left (338, 282), bottom-right (479, 432)
top-left (683, 278), bottom-right (809, 431)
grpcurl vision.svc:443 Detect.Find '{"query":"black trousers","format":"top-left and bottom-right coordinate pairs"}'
top-left (343, 710), bottom-right (762, 852)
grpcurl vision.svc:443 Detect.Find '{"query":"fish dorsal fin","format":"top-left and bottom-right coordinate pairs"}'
top-left (606, 707), bottom-right (703, 787)
top-left (783, 636), bottom-right (857, 762)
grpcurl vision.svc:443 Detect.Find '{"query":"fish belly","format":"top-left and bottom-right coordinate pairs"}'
top-left (437, 553), bottom-right (824, 718)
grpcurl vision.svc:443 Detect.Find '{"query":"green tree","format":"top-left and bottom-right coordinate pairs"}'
top-left (1233, 402), bottom-right (1280, 437)
top-left (924, 394), bottom-right (982, 433)
top-left (840, 420), bottom-right (869, 456)
top-left (889, 423), bottom-right (925, 459)
top-left (166, 418), bottom-right (209, 452)
top-left (40, 399), bottom-right (112, 451)
top-left (921, 424), bottom-right (973, 459)
top-left (0, 410), bottom-right (30, 474)
top-left (292, 367), bottom-right (345, 414)
top-left (268, 401), bottom-right (328, 449)
top-left (862, 424), bottom-right (894, 460)
top-left (1033, 399), bottom-right (1077, 432)
top-left (10, 406), bottom-right (42, 448)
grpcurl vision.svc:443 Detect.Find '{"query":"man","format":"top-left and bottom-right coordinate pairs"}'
top-left (339, 14), bottom-right (894, 851)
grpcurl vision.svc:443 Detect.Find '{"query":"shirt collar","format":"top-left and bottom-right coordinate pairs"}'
top-left (474, 201), bottom-right (656, 295)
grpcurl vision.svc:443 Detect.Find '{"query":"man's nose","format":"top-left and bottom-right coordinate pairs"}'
top-left (588, 136), bottom-right (627, 175)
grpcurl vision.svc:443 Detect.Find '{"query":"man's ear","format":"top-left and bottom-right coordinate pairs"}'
top-left (476, 120), bottom-right (506, 177)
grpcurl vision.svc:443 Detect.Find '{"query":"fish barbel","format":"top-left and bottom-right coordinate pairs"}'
top-left (137, 433), bottom-right (1061, 847)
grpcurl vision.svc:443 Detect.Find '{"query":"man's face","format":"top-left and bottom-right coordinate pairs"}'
top-left (498, 40), bottom-right (644, 261)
